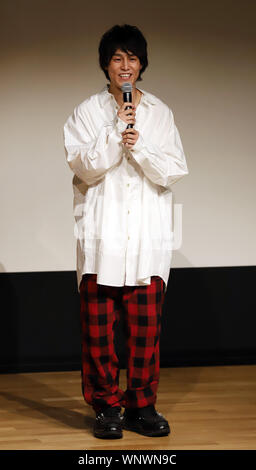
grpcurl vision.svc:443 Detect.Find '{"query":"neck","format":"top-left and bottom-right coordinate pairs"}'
top-left (108, 82), bottom-right (138, 106)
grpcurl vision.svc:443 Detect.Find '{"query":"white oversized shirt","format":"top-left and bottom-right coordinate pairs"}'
top-left (63, 83), bottom-right (188, 293)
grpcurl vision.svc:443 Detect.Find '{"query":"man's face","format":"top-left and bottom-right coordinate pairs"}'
top-left (106, 48), bottom-right (142, 89)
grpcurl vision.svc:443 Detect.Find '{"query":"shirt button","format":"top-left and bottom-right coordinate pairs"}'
top-left (128, 210), bottom-right (130, 214)
top-left (127, 183), bottom-right (129, 187)
top-left (128, 236), bottom-right (130, 240)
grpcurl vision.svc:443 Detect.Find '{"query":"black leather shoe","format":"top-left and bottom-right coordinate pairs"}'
top-left (93, 406), bottom-right (123, 439)
top-left (122, 405), bottom-right (170, 437)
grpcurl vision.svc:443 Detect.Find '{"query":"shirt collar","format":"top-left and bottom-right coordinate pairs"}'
top-left (98, 83), bottom-right (157, 108)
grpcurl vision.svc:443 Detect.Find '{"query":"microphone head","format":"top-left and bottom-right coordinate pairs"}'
top-left (121, 82), bottom-right (132, 93)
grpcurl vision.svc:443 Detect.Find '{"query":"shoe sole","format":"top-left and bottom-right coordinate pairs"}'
top-left (122, 420), bottom-right (170, 437)
top-left (94, 432), bottom-right (123, 439)
top-left (93, 427), bottom-right (123, 439)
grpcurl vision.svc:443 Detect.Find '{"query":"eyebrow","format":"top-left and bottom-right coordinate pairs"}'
top-left (112, 53), bottom-right (136, 57)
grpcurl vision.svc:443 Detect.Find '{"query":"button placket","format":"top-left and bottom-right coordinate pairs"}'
top-left (127, 206), bottom-right (130, 240)
top-left (124, 179), bottom-right (131, 283)
top-left (126, 181), bottom-right (131, 242)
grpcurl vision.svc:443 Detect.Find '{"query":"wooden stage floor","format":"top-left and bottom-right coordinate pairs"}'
top-left (0, 364), bottom-right (255, 450)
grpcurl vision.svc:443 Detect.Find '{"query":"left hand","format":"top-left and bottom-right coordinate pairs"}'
top-left (121, 128), bottom-right (139, 149)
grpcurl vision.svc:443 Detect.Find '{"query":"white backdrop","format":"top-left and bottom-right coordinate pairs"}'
top-left (0, 0), bottom-right (255, 274)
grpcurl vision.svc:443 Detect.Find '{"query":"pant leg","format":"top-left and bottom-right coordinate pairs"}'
top-left (122, 276), bottom-right (165, 409)
top-left (79, 274), bottom-right (126, 413)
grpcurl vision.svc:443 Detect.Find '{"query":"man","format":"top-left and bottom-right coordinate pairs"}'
top-left (63, 24), bottom-right (188, 439)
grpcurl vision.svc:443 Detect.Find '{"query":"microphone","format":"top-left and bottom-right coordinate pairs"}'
top-left (121, 82), bottom-right (133, 129)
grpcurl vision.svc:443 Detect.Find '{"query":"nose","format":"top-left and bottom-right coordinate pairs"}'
top-left (121, 57), bottom-right (129, 70)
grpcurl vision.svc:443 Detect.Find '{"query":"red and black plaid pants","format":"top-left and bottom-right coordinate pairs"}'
top-left (79, 273), bottom-right (165, 413)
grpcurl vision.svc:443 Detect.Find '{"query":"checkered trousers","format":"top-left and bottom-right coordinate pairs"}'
top-left (79, 274), bottom-right (166, 413)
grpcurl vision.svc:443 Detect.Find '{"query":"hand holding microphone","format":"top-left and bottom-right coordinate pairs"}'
top-left (119, 82), bottom-right (139, 149)
top-left (117, 102), bottom-right (136, 126)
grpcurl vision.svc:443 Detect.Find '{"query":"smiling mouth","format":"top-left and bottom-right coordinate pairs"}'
top-left (119, 74), bottom-right (132, 79)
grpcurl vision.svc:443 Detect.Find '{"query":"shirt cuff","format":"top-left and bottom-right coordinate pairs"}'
top-left (114, 115), bottom-right (128, 134)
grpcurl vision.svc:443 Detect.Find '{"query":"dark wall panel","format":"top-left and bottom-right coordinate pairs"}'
top-left (0, 266), bottom-right (255, 373)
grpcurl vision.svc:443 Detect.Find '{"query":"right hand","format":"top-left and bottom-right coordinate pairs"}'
top-left (117, 102), bottom-right (136, 126)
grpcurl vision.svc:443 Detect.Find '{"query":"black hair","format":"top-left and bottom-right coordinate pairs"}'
top-left (98, 24), bottom-right (148, 82)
